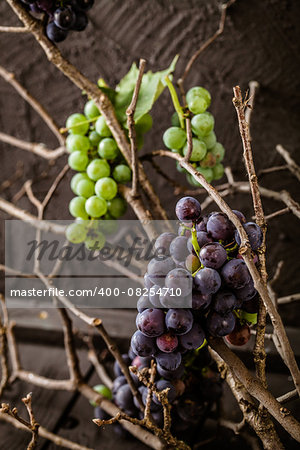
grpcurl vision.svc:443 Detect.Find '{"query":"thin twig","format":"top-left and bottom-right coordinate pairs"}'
top-left (264, 207), bottom-right (290, 221)
top-left (87, 348), bottom-right (113, 390)
top-left (0, 411), bottom-right (93, 450)
top-left (258, 165), bottom-right (288, 177)
top-left (126, 59), bottom-right (146, 197)
top-left (0, 131), bottom-right (65, 160)
top-left (0, 26), bottom-right (29, 32)
top-left (178, 0), bottom-right (236, 89)
top-left (244, 81), bottom-right (259, 140)
top-left (0, 65), bottom-right (64, 145)
top-left (276, 389), bottom-right (298, 405)
top-left (183, 116), bottom-right (193, 162)
top-left (277, 293), bottom-right (300, 305)
top-left (276, 144), bottom-right (300, 182)
top-left (22, 393), bottom-right (39, 450)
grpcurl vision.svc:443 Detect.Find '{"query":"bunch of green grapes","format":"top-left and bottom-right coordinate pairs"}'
top-left (163, 86), bottom-right (225, 187)
top-left (65, 99), bottom-right (151, 248)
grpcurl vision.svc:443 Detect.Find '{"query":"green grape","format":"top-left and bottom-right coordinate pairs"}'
top-left (196, 166), bottom-right (214, 183)
top-left (90, 384), bottom-right (112, 406)
top-left (210, 142), bottom-right (225, 163)
top-left (85, 195), bottom-right (107, 218)
top-left (66, 113), bottom-right (89, 135)
top-left (65, 222), bottom-right (87, 244)
top-left (99, 214), bottom-right (119, 234)
top-left (98, 138), bottom-right (119, 159)
top-left (107, 196), bottom-right (127, 218)
top-left (202, 131), bottom-right (217, 150)
top-left (87, 159), bottom-right (110, 181)
top-left (199, 151), bottom-right (216, 168)
top-left (66, 134), bottom-right (90, 153)
top-left (76, 179), bottom-right (95, 198)
top-left (176, 161), bottom-right (186, 173)
top-left (163, 127), bottom-right (186, 150)
top-left (85, 231), bottom-right (106, 251)
top-left (135, 114), bottom-right (153, 134)
top-left (68, 151), bottom-right (89, 171)
top-left (186, 86), bottom-right (211, 114)
top-left (113, 164), bottom-right (131, 183)
top-left (89, 130), bottom-right (101, 147)
top-left (212, 163), bottom-right (224, 180)
top-left (187, 173), bottom-right (201, 187)
top-left (69, 196), bottom-right (89, 219)
top-left (171, 111), bottom-right (180, 127)
top-left (70, 173), bottom-right (89, 195)
top-left (182, 138), bottom-right (207, 162)
top-left (95, 116), bottom-right (112, 137)
top-left (84, 100), bottom-right (100, 119)
top-left (95, 177), bottom-right (118, 200)
top-left (191, 112), bottom-right (214, 137)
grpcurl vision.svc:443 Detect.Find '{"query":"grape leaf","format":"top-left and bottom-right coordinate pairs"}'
top-left (114, 55), bottom-right (179, 124)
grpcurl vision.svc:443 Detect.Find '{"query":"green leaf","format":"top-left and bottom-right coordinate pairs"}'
top-left (114, 55), bottom-right (179, 124)
top-left (235, 309), bottom-right (258, 326)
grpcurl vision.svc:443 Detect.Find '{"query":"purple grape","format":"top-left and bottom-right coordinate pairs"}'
top-left (137, 295), bottom-right (152, 312)
top-left (157, 362), bottom-right (185, 380)
top-left (136, 308), bottom-right (165, 337)
top-left (75, 0), bottom-right (94, 11)
top-left (133, 386), bottom-right (147, 409)
top-left (151, 409), bottom-right (164, 427)
top-left (175, 197), bottom-right (201, 222)
top-left (212, 290), bottom-right (238, 314)
top-left (169, 236), bottom-right (189, 262)
top-left (113, 376), bottom-right (127, 395)
top-left (178, 224), bottom-right (191, 238)
top-left (165, 309), bottom-right (193, 335)
top-left (199, 242), bottom-right (227, 269)
top-left (187, 231), bottom-right (213, 254)
top-left (147, 257), bottom-right (175, 286)
top-left (165, 268), bottom-right (193, 297)
top-left (153, 380), bottom-right (176, 404)
top-left (196, 215), bottom-right (209, 232)
top-left (144, 272), bottom-right (154, 289)
top-left (221, 259), bottom-right (251, 289)
top-left (185, 254), bottom-right (201, 273)
top-left (234, 277), bottom-right (257, 301)
top-left (176, 397), bottom-right (206, 425)
top-left (114, 384), bottom-right (134, 410)
top-left (130, 331), bottom-right (155, 357)
top-left (192, 290), bottom-right (212, 310)
top-left (159, 292), bottom-right (190, 308)
top-left (72, 10), bottom-right (88, 31)
top-left (154, 232), bottom-right (176, 257)
top-left (241, 295), bottom-right (259, 313)
top-left (113, 353), bottom-right (131, 377)
top-left (179, 323), bottom-right (205, 350)
top-left (149, 284), bottom-right (163, 308)
top-left (156, 351), bottom-right (182, 371)
top-left (54, 6), bottom-right (76, 29)
top-left (194, 268), bottom-right (221, 294)
top-left (206, 311), bottom-right (236, 337)
top-left (94, 406), bottom-right (109, 420)
top-left (156, 332), bottom-right (178, 353)
top-left (206, 212), bottom-right (235, 241)
top-left (46, 22), bottom-right (68, 42)
top-left (235, 222), bottom-right (263, 251)
top-left (233, 210), bottom-right (246, 224)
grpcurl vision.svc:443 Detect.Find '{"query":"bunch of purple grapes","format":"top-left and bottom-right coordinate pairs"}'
top-left (99, 196), bottom-right (262, 441)
top-left (19, 0), bottom-right (94, 42)
top-left (95, 345), bottom-right (222, 441)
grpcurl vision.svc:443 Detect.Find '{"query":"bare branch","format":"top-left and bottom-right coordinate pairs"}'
top-left (126, 59), bottom-right (146, 197)
top-left (87, 347), bottom-right (113, 390)
top-left (22, 393), bottom-right (39, 450)
top-left (0, 131), bottom-right (65, 160)
top-left (0, 65), bottom-right (64, 145)
top-left (183, 116), bottom-right (193, 162)
top-left (209, 339), bottom-right (300, 443)
top-left (277, 293), bottom-right (300, 305)
top-left (0, 26), bottom-right (29, 32)
top-left (276, 144), bottom-right (300, 182)
top-left (277, 389), bottom-right (298, 405)
top-left (178, 0), bottom-right (236, 89)
top-left (244, 81), bottom-right (259, 140)
top-left (0, 411), bottom-right (93, 450)
top-left (264, 207), bottom-right (290, 221)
